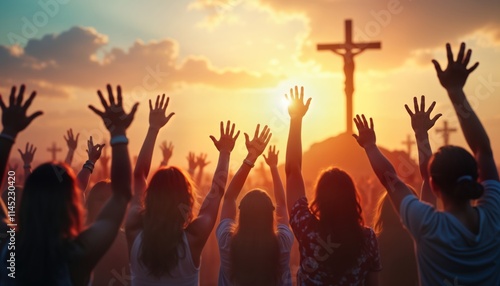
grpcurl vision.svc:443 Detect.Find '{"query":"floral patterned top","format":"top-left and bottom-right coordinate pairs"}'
top-left (290, 197), bottom-right (382, 286)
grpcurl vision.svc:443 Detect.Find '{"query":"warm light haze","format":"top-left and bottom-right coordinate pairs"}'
top-left (1, 0), bottom-right (499, 173)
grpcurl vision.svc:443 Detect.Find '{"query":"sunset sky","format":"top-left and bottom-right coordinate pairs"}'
top-left (1, 0), bottom-right (500, 173)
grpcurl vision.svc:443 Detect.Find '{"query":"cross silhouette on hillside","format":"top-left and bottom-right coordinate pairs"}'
top-left (402, 134), bottom-right (415, 157)
top-left (317, 19), bottom-right (381, 133)
top-left (436, 120), bottom-right (457, 146)
top-left (47, 142), bottom-right (62, 161)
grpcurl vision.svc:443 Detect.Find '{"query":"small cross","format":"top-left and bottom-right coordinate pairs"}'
top-left (47, 142), bottom-right (62, 161)
top-left (436, 120), bottom-right (457, 146)
top-left (402, 134), bottom-right (415, 157)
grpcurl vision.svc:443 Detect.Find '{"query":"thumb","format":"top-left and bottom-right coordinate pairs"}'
top-left (352, 134), bottom-right (359, 141)
top-left (431, 60), bottom-right (443, 75)
top-left (244, 133), bottom-right (250, 144)
top-left (209, 135), bottom-right (217, 145)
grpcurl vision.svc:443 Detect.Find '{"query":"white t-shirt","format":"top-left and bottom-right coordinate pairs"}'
top-left (130, 231), bottom-right (199, 286)
top-left (400, 180), bottom-right (500, 286)
top-left (216, 218), bottom-right (294, 286)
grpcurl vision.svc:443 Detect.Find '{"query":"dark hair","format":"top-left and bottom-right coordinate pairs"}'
top-left (429, 146), bottom-right (484, 201)
top-left (310, 167), bottom-right (365, 277)
top-left (18, 163), bottom-right (83, 285)
top-left (140, 167), bottom-right (194, 277)
top-left (230, 190), bottom-right (280, 286)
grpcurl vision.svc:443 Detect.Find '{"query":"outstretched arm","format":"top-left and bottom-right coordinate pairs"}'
top-left (64, 128), bottom-right (79, 166)
top-left (187, 121), bottom-right (239, 254)
top-left (76, 136), bottom-right (104, 198)
top-left (264, 145), bottom-right (288, 225)
top-left (353, 115), bottom-right (413, 213)
top-left (220, 124), bottom-right (271, 220)
top-left (76, 84), bottom-right (138, 269)
top-left (0, 85), bottom-right (43, 188)
top-left (126, 94), bottom-right (174, 236)
top-left (285, 86), bottom-right (311, 212)
top-left (195, 153), bottom-right (210, 187)
top-left (18, 142), bottom-right (36, 180)
top-left (432, 43), bottom-right (498, 181)
top-left (404, 96), bottom-right (442, 206)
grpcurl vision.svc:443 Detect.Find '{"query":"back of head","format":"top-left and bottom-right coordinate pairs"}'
top-left (141, 166), bottom-right (194, 277)
top-left (310, 167), bottom-right (365, 277)
top-left (230, 190), bottom-right (279, 286)
top-left (430, 146), bottom-right (484, 201)
top-left (86, 180), bottom-right (112, 224)
top-left (18, 162), bottom-right (83, 284)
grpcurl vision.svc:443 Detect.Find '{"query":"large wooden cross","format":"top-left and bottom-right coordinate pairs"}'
top-left (436, 120), bottom-right (457, 146)
top-left (317, 19), bottom-right (381, 133)
top-left (401, 134), bottom-right (415, 157)
top-left (47, 142), bottom-right (62, 161)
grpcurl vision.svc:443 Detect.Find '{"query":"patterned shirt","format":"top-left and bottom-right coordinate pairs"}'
top-left (290, 197), bottom-right (382, 285)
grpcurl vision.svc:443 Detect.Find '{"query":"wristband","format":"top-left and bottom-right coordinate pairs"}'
top-left (83, 163), bottom-right (94, 173)
top-left (243, 159), bottom-right (255, 168)
top-left (110, 135), bottom-right (129, 146)
top-left (85, 160), bottom-right (95, 166)
top-left (23, 164), bottom-right (31, 169)
top-left (0, 133), bottom-right (15, 143)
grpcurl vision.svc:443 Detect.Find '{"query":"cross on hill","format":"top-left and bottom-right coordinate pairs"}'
top-left (401, 134), bottom-right (415, 157)
top-left (436, 120), bottom-right (457, 146)
top-left (47, 142), bottom-right (62, 161)
top-left (317, 19), bottom-right (381, 133)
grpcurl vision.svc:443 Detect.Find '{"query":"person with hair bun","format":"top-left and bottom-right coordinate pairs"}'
top-left (354, 43), bottom-right (500, 286)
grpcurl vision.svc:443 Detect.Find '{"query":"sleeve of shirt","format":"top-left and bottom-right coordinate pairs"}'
top-left (216, 218), bottom-right (235, 251)
top-left (367, 228), bottom-right (382, 272)
top-left (277, 224), bottom-right (294, 253)
top-left (289, 196), bottom-right (314, 242)
top-left (476, 180), bottom-right (500, 220)
top-left (399, 194), bottom-right (438, 240)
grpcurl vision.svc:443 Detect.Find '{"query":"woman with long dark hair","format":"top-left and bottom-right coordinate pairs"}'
top-left (285, 86), bottom-right (381, 285)
top-left (125, 94), bottom-right (239, 285)
top-left (217, 126), bottom-right (294, 286)
top-left (0, 84), bottom-right (137, 285)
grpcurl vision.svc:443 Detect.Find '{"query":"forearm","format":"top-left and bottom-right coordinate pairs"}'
top-left (200, 152), bottom-right (229, 215)
top-left (415, 132), bottom-right (432, 180)
top-left (23, 166), bottom-right (31, 181)
top-left (65, 149), bottom-right (75, 166)
top-left (225, 159), bottom-right (253, 201)
top-left (364, 145), bottom-right (399, 191)
top-left (285, 118), bottom-right (303, 171)
top-left (0, 135), bottom-right (15, 187)
top-left (134, 128), bottom-right (159, 179)
top-left (77, 167), bottom-right (92, 197)
top-left (111, 141), bottom-right (132, 201)
top-left (270, 166), bottom-right (286, 210)
top-left (448, 89), bottom-right (491, 155)
top-left (415, 132), bottom-right (436, 205)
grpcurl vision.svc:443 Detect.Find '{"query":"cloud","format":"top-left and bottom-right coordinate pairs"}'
top-left (237, 0), bottom-right (500, 71)
top-left (0, 26), bottom-right (283, 97)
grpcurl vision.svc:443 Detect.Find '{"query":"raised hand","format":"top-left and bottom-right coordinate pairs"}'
top-left (149, 94), bottom-right (175, 130)
top-left (187, 152), bottom-right (197, 171)
top-left (263, 145), bottom-right (279, 168)
top-left (88, 84), bottom-right (139, 135)
top-left (159, 141), bottom-right (174, 163)
top-left (64, 128), bottom-right (80, 150)
top-left (209, 121), bottom-right (240, 153)
top-left (244, 124), bottom-right (272, 158)
top-left (0, 85), bottom-right (43, 137)
top-left (87, 136), bottom-right (105, 163)
top-left (286, 86), bottom-right (311, 119)
top-left (432, 43), bottom-right (479, 93)
top-left (353, 114), bottom-right (376, 148)
top-left (18, 142), bottom-right (36, 166)
top-left (196, 153), bottom-right (210, 169)
top-left (405, 96), bottom-right (442, 134)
